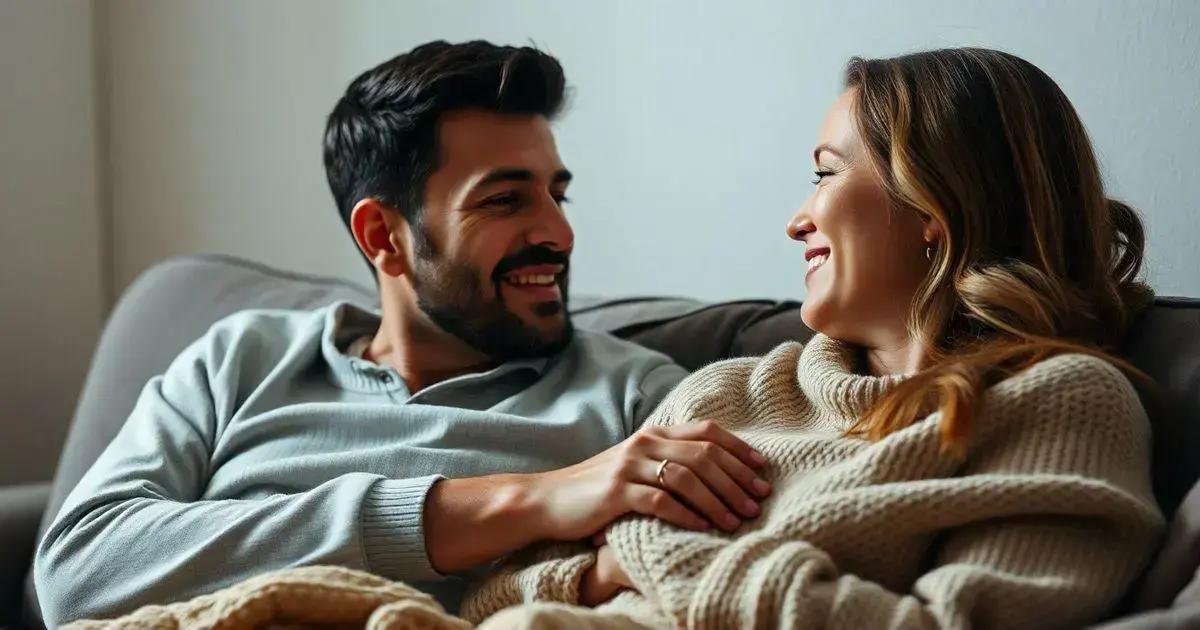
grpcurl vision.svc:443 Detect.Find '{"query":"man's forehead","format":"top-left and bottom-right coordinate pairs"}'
top-left (436, 109), bottom-right (564, 178)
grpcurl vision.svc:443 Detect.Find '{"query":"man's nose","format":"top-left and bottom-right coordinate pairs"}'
top-left (526, 194), bottom-right (574, 252)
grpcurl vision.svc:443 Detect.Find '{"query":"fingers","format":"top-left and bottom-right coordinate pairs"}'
top-left (701, 440), bottom-right (772, 500)
top-left (650, 424), bottom-right (771, 511)
top-left (647, 457), bottom-right (743, 530)
top-left (669, 442), bottom-right (765, 519)
top-left (667, 420), bottom-right (767, 470)
top-left (625, 484), bottom-right (710, 532)
top-left (622, 421), bottom-right (771, 533)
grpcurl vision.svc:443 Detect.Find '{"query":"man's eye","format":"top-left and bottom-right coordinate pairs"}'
top-left (553, 195), bottom-right (571, 205)
top-left (484, 193), bottom-right (520, 207)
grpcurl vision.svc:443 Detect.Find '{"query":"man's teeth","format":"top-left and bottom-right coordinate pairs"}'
top-left (506, 274), bottom-right (558, 286)
top-left (807, 254), bottom-right (828, 270)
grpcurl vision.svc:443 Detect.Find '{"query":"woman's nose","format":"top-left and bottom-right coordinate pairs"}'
top-left (786, 208), bottom-right (815, 242)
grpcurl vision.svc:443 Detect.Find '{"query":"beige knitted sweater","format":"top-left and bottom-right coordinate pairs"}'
top-left (463, 335), bottom-right (1165, 629)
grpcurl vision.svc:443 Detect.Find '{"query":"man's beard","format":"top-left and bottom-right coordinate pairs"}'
top-left (410, 242), bottom-right (574, 361)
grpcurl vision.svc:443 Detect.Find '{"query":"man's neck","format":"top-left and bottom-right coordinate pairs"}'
top-left (365, 285), bottom-right (497, 394)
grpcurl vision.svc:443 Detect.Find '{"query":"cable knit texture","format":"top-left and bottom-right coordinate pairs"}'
top-left (63, 565), bottom-right (471, 630)
top-left (462, 335), bottom-right (1165, 629)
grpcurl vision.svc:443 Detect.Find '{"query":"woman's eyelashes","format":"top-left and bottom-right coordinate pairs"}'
top-left (811, 169), bottom-right (836, 185)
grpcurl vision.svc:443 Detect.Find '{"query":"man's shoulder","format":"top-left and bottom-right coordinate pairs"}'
top-left (188, 303), bottom-right (337, 364)
top-left (207, 305), bottom-right (331, 342)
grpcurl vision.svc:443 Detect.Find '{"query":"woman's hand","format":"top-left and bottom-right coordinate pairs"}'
top-left (524, 421), bottom-right (771, 543)
top-left (579, 545), bottom-right (634, 606)
top-left (425, 421), bottom-right (769, 575)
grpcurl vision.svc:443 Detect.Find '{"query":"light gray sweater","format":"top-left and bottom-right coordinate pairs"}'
top-left (34, 302), bottom-right (687, 627)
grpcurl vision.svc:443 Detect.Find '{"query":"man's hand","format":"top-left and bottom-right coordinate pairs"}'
top-left (580, 545), bottom-right (633, 606)
top-left (424, 421), bottom-right (770, 575)
top-left (526, 421), bottom-right (771, 541)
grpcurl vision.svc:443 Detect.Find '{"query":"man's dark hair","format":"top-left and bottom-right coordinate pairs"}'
top-left (322, 40), bottom-right (566, 260)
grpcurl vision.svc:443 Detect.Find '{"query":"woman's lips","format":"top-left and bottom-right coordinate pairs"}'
top-left (805, 247), bottom-right (830, 282)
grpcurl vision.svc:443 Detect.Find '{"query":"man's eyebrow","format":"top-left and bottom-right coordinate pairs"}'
top-left (477, 168), bottom-right (535, 187)
top-left (474, 168), bottom-right (573, 187)
top-left (813, 144), bottom-right (846, 164)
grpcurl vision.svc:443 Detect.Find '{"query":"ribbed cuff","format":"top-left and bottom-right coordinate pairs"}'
top-left (360, 475), bottom-right (445, 582)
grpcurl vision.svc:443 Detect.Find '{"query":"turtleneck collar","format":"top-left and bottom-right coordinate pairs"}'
top-left (796, 334), bottom-right (909, 428)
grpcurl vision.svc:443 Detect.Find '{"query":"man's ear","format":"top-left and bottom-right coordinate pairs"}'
top-left (350, 199), bottom-right (409, 278)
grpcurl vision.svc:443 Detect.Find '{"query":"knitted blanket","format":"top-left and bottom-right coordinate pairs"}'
top-left (63, 566), bottom-right (470, 630)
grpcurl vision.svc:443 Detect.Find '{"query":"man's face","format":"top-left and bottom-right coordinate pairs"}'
top-left (407, 109), bottom-right (575, 359)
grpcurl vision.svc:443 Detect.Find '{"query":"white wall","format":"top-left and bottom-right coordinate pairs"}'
top-left (101, 0), bottom-right (1200, 301)
top-left (0, 2), bottom-right (104, 483)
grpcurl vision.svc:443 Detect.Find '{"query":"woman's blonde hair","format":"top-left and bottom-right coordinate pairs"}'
top-left (844, 48), bottom-right (1151, 452)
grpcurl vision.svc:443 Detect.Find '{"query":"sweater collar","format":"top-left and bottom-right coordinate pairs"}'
top-left (321, 301), bottom-right (549, 394)
top-left (796, 334), bottom-right (909, 427)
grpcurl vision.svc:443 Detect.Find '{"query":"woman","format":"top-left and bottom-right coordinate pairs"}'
top-left (462, 48), bottom-right (1165, 629)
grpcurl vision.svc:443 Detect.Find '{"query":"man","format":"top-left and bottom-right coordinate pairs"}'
top-left (34, 40), bottom-right (770, 626)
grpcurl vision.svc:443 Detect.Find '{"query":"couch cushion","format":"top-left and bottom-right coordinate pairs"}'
top-left (1120, 298), bottom-right (1200, 516)
top-left (1128, 479), bottom-right (1200, 615)
top-left (1118, 298), bottom-right (1200, 616)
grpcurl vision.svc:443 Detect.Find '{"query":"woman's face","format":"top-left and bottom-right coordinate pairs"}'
top-left (787, 89), bottom-right (934, 347)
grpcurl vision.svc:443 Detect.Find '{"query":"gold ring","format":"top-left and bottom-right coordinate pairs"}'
top-left (656, 459), bottom-right (671, 486)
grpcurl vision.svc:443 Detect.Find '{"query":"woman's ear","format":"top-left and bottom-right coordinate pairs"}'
top-left (350, 199), bottom-right (409, 278)
top-left (921, 216), bottom-right (944, 247)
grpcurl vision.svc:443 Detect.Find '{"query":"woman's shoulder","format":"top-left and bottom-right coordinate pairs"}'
top-left (998, 351), bottom-right (1137, 400)
top-left (984, 351), bottom-right (1147, 437)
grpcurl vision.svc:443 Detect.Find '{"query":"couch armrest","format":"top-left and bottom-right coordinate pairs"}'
top-left (0, 482), bottom-right (50, 626)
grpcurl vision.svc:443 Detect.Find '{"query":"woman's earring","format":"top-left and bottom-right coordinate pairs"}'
top-left (925, 246), bottom-right (933, 261)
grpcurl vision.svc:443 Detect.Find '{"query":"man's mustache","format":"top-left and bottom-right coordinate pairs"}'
top-left (492, 247), bottom-right (570, 280)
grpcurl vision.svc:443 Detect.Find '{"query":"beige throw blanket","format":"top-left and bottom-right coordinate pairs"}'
top-left (63, 566), bottom-right (469, 630)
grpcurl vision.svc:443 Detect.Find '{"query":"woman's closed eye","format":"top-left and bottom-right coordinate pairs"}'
top-left (811, 170), bottom-right (836, 185)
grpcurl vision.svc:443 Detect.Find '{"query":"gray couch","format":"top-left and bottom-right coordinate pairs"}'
top-left (2, 254), bottom-right (1198, 629)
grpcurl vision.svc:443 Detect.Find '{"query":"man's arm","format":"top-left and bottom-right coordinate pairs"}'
top-left (628, 361), bottom-right (690, 433)
top-left (424, 357), bottom-right (761, 576)
top-left (33, 332), bottom-right (448, 626)
top-left (36, 332), bottom-right (759, 625)
top-left (423, 419), bottom-right (769, 574)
